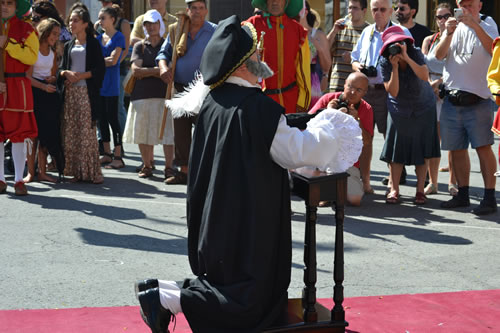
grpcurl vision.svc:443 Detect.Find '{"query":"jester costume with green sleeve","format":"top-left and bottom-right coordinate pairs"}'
top-left (246, 10), bottom-right (311, 113)
top-left (0, 15), bottom-right (39, 142)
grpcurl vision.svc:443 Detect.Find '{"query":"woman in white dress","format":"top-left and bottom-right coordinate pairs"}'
top-left (122, 10), bottom-right (174, 179)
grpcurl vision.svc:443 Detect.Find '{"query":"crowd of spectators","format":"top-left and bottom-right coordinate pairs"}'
top-left (0, 0), bottom-right (498, 215)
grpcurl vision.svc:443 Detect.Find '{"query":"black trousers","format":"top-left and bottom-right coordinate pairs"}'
top-left (99, 96), bottom-right (122, 147)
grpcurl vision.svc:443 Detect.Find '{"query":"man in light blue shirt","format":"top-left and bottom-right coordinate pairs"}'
top-left (351, 0), bottom-right (411, 187)
top-left (156, 0), bottom-right (216, 184)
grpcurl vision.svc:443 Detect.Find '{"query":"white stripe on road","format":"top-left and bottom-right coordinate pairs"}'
top-left (59, 195), bottom-right (186, 206)
top-left (428, 222), bottom-right (500, 231)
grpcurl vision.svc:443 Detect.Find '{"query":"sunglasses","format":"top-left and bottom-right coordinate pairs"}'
top-left (32, 15), bottom-right (41, 22)
top-left (371, 7), bottom-right (388, 13)
top-left (435, 13), bottom-right (452, 20)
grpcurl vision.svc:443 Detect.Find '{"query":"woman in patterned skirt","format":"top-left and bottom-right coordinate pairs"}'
top-left (58, 8), bottom-right (105, 183)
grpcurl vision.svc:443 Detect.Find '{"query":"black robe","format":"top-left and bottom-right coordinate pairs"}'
top-left (180, 83), bottom-right (291, 332)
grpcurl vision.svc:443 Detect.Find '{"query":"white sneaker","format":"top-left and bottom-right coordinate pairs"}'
top-left (494, 170), bottom-right (500, 177)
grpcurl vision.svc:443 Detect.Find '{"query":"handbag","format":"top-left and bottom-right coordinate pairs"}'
top-left (122, 41), bottom-right (144, 95)
top-left (123, 69), bottom-right (136, 95)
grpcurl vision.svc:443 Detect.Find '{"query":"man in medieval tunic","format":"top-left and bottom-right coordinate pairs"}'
top-left (0, 0), bottom-right (39, 196)
top-left (135, 15), bottom-right (363, 333)
top-left (246, 0), bottom-right (312, 113)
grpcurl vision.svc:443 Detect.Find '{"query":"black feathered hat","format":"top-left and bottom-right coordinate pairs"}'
top-left (200, 15), bottom-right (258, 89)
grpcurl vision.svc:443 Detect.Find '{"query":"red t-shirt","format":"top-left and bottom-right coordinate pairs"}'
top-left (309, 92), bottom-right (373, 168)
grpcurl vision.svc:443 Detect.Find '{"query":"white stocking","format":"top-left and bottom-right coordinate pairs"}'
top-left (11, 142), bottom-right (26, 183)
top-left (0, 143), bottom-right (4, 182)
top-left (158, 280), bottom-right (182, 314)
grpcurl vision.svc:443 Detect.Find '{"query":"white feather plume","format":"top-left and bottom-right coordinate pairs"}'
top-left (165, 72), bottom-right (210, 119)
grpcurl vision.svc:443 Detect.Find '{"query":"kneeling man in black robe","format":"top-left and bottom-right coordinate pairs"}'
top-left (135, 15), bottom-right (363, 333)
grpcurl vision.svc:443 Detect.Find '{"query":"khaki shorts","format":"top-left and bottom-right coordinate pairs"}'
top-left (347, 166), bottom-right (364, 199)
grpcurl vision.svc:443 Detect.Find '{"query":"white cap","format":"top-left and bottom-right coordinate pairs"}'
top-left (142, 9), bottom-right (165, 38)
top-left (185, 0), bottom-right (205, 3)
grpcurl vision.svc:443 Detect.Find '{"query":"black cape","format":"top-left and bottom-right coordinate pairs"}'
top-left (180, 83), bottom-right (291, 332)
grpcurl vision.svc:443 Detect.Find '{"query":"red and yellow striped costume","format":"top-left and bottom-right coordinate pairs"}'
top-left (246, 14), bottom-right (311, 114)
top-left (0, 15), bottom-right (39, 142)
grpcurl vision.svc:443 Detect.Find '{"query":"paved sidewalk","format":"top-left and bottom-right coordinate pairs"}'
top-left (1, 132), bottom-right (499, 310)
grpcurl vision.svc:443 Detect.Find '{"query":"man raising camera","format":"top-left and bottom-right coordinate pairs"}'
top-left (351, 0), bottom-right (411, 186)
top-left (434, 0), bottom-right (498, 215)
top-left (309, 71), bottom-right (374, 204)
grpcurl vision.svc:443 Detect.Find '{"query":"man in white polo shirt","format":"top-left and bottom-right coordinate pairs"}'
top-left (435, 0), bottom-right (498, 215)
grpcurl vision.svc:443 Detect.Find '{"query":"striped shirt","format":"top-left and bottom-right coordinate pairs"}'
top-left (329, 22), bottom-right (369, 92)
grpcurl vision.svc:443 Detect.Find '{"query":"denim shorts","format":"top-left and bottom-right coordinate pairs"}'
top-left (440, 97), bottom-right (494, 150)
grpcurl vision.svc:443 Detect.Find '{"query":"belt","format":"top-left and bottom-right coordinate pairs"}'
top-left (264, 81), bottom-right (296, 95)
top-left (5, 72), bottom-right (26, 78)
top-left (368, 84), bottom-right (385, 90)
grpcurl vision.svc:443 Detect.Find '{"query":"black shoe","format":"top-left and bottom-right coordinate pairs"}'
top-left (472, 200), bottom-right (498, 216)
top-left (440, 196), bottom-right (470, 209)
top-left (137, 287), bottom-right (173, 333)
top-left (135, 279), bottom-right (159, 298)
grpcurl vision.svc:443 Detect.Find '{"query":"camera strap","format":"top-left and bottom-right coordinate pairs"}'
top-left (362, 22), bottom-right (392, 69)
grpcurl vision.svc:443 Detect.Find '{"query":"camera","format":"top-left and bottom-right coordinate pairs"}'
top-left (337, 100), bottom-right (349, 109)
top-left (454, 8), bottom-right (463, 18)
top-left (360, 65), bottom-right (378, 77)
top-left (388, 43), bottom-right (402, 56)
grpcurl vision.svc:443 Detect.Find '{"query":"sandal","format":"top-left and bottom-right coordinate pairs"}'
top-left (414, 192), bottom-right (427, 205)
top-left (164, 167), bottom-right (177, 179)
top-left (439, 166), bottom-right (450, 172)
top-left (386, 191), bottom-right (400, 204)
top-left (105, 156), bottom-right (125, 169)
top-left (136, 161), bottom-right (156, 172)
top-left (448, 184), bottom-right (458, 196)
top-left (165, 171), bottom-right (187, 185)
top-left (138, 166), bottom-right (153, 178)
top-left (100, 152), bottom-right (113, 165)
top-left (424, 183), bottom-right (438, 195)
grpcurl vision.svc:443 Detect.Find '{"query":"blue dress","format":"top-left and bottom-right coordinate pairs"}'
top-left (379, 47), bottom-right (441, 165)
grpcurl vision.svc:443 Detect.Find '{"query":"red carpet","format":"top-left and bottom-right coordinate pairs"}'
top-left (1, 290), bottom-right (499, 333)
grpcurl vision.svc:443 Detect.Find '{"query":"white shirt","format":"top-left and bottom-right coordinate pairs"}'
top-left (351, 22), bottom-right (412, 85)
top-left (442, 16), bottom-right (499, 99)
top-left (225, 76), bottom-right (362, 173)
top-left (168, 75), bottom-right (363, 174)
top-left (32, 49), bottom-right (54, 81)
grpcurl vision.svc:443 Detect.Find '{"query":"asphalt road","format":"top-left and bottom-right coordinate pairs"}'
top-left (1, 132), bottom-right (499, 310)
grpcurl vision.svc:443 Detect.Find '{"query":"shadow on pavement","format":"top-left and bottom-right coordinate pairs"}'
top-left (20, 194), bottom-right (183, 233)
top-left (291, 198), bottom-right (473, 245)
top-left (75, 227), bottom-right (188, 255)
top-left (52, 175), bottom-right (187, 200)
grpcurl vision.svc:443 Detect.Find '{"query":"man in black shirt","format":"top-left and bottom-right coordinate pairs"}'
top-left (395, 0), bottom-right (432, 47)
